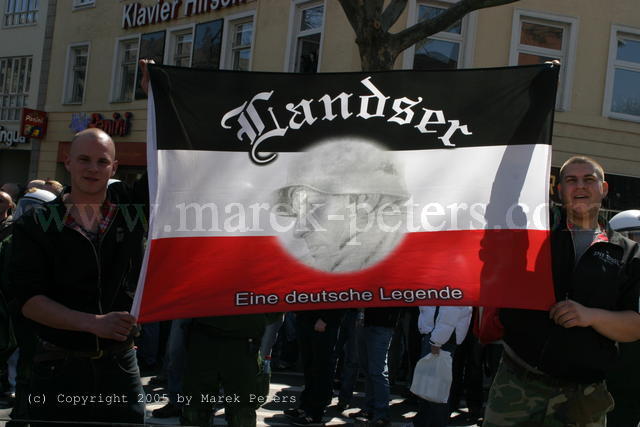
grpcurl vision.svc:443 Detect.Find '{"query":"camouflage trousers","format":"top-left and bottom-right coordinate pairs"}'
top-left (484, 356), bottom-right (614, 427)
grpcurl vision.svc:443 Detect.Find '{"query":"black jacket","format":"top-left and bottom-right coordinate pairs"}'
top-left (296, 309), bottom-right (345, 327)
top-left (501, 211), bottom-right (640, 383)
top-left (10, 180), bottom-right (148, 351)
top-left (194, 313), bottom-right (283, 340)
top-left (364, 307), bottom-right (402, 328)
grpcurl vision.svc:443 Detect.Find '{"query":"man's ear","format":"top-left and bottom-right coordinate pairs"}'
top-left (64, 154), bottom-right (71, 172)
top-left (111, 160), bottom-right (119, 177)
top-left (602, 181), bottom-right (609, 198)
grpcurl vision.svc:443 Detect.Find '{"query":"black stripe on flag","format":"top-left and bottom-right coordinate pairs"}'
top-left (150, 64), bottom-right (558, 155)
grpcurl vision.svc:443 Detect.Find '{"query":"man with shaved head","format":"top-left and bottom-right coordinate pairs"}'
top-left (0, 183), bottom-right (23, 204)
top-left (0, 191), bottom-right (13, 224)
top-left (10, 127), bottom-right (148, 425)
top-left (484, 156), bottom-right (640, 426)
top-left (0, 191), bottom-right (14, 244)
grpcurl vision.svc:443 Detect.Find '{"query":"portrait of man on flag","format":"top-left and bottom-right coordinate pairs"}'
top-left (273, 138), bottom-right (410, 273)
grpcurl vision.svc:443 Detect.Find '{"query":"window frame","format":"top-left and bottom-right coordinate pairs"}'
top-left (284, 0), bottom-right (326, 72)
top-left (0, 55), bottom-right (33, 121)
top-left (110, 35), bottom-right (140, 103)
top-left (220, 10), bottom-right (256, 71)
top-left (603, 24), bottom-right (640, 123)
top-left (402, 0), bottom-right (477, 70)
top-left (164, 24), bottom-right (195, 67)
top-left (62, 42), bottom-right (90, 105)
top-left (509, 9), bottom-right (578, 112)
top-left (3, 0), bottom-right (39, 27)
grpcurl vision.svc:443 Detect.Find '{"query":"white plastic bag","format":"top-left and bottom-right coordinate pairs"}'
top-left (410, 350), bottom-right (453, 403)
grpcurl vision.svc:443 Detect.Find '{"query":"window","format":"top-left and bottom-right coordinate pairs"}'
top-left (413, 3), bottom-right (465, 70)
top-left (112, 37), bottom-right (139, 102)
top-left (220, 13), bottom-right (254, 71)
top-left (192, 19), bottom-right (224, 69)
top-left (288, 2), bottom-right (324, 72)
top-left (73, 0), bottom-right (94, 9)
top-left (134, 31), bottom-right (165, 99)
top-left (403, 1), bottom-right (475, 71)
top-left (229, 18), bottom-right (253, 71)
top-left (4, 0), bottom-right (38, 26)
top-left (0, 56), bottom-right (32, 121)
top-left (604, 26), bottom-right (640, 122)
top-left (510, 10), bottom-right (577, 110)
top-left (167, 29), bottom-right (193, 67)
top-left (64, 44), bottom-right (89, 104)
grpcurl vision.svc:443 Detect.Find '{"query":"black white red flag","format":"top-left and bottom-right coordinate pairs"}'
top-left (133, 64), bottom-right (559, 322)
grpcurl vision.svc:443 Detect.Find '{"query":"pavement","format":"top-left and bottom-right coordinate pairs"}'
top-left (0, 370), bottom-right (482, 426)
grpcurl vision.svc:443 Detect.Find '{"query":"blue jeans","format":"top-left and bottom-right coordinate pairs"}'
top-left (358, 325), bottom-right (394, 422)
top-left (413, 333), bottom-right (457, 427)
top-left (29, 347), bottom-right (145, 426)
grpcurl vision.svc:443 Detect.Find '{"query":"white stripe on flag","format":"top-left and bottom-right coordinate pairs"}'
top-left (149, 144), bottom-right (550, 239)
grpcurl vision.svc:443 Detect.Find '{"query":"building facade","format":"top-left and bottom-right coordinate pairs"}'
top-left (0, 0), bottom-right (56, 184)
top-left (30, 0), bottom-right (640, 209)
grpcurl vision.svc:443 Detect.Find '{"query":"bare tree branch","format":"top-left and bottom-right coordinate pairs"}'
top-left (391, 0), bottom-right (520, 53)
top-left (381, 0), bottom-right (408, 32)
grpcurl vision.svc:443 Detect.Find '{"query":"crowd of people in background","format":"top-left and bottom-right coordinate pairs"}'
top-left (0, 177), bottom-right (64, 425)
top-left (133, 307), bottom-right (503, 427)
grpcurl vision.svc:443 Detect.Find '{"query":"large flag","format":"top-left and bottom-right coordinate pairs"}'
top-left (133, 64), bottom-right (558, 322)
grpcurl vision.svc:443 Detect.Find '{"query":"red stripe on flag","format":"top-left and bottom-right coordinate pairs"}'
top-left (137, 230), bottom-right (553, 322)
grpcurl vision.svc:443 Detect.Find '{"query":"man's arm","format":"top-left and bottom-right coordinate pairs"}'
top-left (22, 295), bottom-right (136, 342)
top-left (139, 58), bottom-right (154, 95)
top-left (550, 299), bottom-right (640, 342)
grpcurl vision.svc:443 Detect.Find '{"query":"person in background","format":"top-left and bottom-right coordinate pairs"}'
top-left (151, 318), bottom-right (191, 418)
top-left (43, 180), bottom-right (63, 196)
top-left (25, 180), bottom-right (45, 191)
top-left (349, 307), bottom-right (402, 426)
top-left (0, 191), bottom-right (14, 231)
top-left (1, 188), bottom-right (56, 426)
top-left (181, 314), bottom-right (278, 427)
top-left (413, 305), bottom-right (472, 427)
top-left (0, 184), bottom-right (24, 205)
top-left (26, 179), bottom-right (63, 197)
top-left (285, 309), bottom-right (345, 426)
top-left (447, 309), bottom-right (484, 426)
top-left (333, 308), bottom-right (360, 414)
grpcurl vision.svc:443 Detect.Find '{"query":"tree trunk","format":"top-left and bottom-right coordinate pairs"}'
top-left (357, 32), bottom-right (398, 71)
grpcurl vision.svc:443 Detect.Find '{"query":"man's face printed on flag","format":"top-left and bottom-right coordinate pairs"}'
top-left (276, 139), bottom-right (409, 273)
top-left (289, 187), bottom-right (354, 270)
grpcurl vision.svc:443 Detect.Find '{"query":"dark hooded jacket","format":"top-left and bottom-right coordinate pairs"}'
top-left (500, 210), bottom-right (640, 383)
